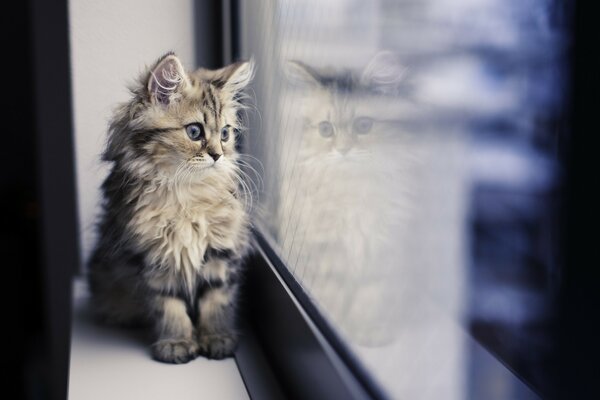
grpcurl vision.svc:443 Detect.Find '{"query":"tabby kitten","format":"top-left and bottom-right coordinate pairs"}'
top-left (278, 53), bottom-right (417, 346)
top-left (88, 53), bottom-right (254, 363)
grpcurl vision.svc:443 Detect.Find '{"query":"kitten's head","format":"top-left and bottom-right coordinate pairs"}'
top-left (285, 52), bottom-right (411, 163)
top-left (105, 52), bottom-right (254, 180)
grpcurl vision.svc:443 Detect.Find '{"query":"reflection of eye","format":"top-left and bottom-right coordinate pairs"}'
top-left (186, 123), bottom-right (204, 141)
top-left (353, 117), bottom-right (373, 134)
top-left (221, 125), bottom-right (230, 142)
top-left (318, 121), bottom-right (334, 138)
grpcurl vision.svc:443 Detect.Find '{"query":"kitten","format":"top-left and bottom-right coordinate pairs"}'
top-left (88, 53), bottom-right (254, 363)
top-left (277, 53), bottom-right (420, 346)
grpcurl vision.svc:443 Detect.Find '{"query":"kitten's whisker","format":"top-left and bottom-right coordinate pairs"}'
top-left (232, 172), bottom-right (253, 212)
top-left (234, 158), bottom-right (264, 191)
top-left (233, 175), bottom-right (250, 211)
top-left (236, 152), bottom-right (264, 166)
top-left (233, 159), bottom-right (262, 186)
top-left (233, 166), bottom-right (260, 197)
top-left (233, 166), bottom-right (260, 204)
top-left (170, 161), bottom-right (188, 190)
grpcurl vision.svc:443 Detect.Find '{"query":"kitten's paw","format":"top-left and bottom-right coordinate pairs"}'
top-left (151, 338), bottom-right (198, 364)
top-left (197, 333), bottom-right (238, 360)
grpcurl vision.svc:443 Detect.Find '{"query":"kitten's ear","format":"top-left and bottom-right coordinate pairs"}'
top-left (147, 53), bottom-right (189, 105)
top-left (285, 60), bottom-right (322, 88)
top-left (198, 59), bottom-right (255, 96)
top-left (360, 51), bottom-right (408, 95)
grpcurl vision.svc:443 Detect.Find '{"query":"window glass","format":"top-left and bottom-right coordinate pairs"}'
top-left (239, 1), bottom-right (569, 398)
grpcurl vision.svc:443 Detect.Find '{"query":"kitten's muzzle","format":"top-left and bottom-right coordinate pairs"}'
top-left (190, 155), bottom-right (211, 165)
top-left (189, 152), bottom-right (221, 166)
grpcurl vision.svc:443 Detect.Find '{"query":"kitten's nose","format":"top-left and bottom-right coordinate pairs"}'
top-left (208, 152), bottom-right (222, 161)
top-left (335, 136), bottom-right (353, 155)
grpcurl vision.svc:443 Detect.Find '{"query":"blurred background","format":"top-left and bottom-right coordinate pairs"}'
top-left (7, 0), bottom-right (597, 399)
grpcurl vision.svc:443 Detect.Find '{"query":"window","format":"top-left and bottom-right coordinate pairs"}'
top-left (237, 1), bottom-right (569, 398)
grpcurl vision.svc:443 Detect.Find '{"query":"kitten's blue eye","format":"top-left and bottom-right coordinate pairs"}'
top-left (221, 125), bottom-right (230, 142)
top-left (186, 123), bottom-right (204, 141)
top-left (353, 117), bottom-right (373, 134)
top-left (318, 121), bottom-right (334, 138)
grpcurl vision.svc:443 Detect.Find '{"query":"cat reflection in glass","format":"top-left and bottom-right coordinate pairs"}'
top-left (279, 53), bottom-right (421, 346)
top-left (88, 53), bottom-right (254, 363)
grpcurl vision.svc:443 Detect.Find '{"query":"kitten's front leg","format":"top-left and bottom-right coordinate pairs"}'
top-left (150, 296), bottom-right (198, 364)
top-left (196, 259), bottom-right (240, 359)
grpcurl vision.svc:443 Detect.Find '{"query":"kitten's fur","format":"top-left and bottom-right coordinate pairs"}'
top-left (88, 53), bottom-right (254, 363)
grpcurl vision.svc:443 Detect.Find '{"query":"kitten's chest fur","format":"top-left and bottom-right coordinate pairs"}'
top-left (128, 177), bottom-right (247, 286)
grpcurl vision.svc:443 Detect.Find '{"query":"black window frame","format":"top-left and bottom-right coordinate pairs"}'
top-left (17, 0), bottom-right (79, 399)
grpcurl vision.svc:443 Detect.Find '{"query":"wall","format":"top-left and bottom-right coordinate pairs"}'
top-left (69, 0), bottom-right (195, 266)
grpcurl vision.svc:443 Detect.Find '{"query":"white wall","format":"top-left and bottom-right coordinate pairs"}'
top-left (69, 0), bottom-right (195, 266)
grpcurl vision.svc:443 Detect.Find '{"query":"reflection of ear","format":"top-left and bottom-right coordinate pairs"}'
top-left (196, 59), bottom-right (255, 97)
top-left (284, 60), bottom-right (323, 88)
top-left (361, 51), bottom-right (408, 94)
top-left (148, 53), bottom-right (189, 105)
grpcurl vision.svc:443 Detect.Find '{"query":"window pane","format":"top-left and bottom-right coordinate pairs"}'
top-left (239, 1), bottom-right (569, 398)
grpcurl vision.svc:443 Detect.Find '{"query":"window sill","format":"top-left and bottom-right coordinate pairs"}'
top-left (68, 278), bottom-right (249, 400)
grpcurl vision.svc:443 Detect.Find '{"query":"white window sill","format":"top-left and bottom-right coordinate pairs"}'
top-left (68, 278), bottom-right (249, 400)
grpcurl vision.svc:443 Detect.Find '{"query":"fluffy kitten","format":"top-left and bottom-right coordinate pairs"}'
top-left (277, 53), bottom-right (420, 346)
top-left (88, 53), bottom-right (254, 363)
